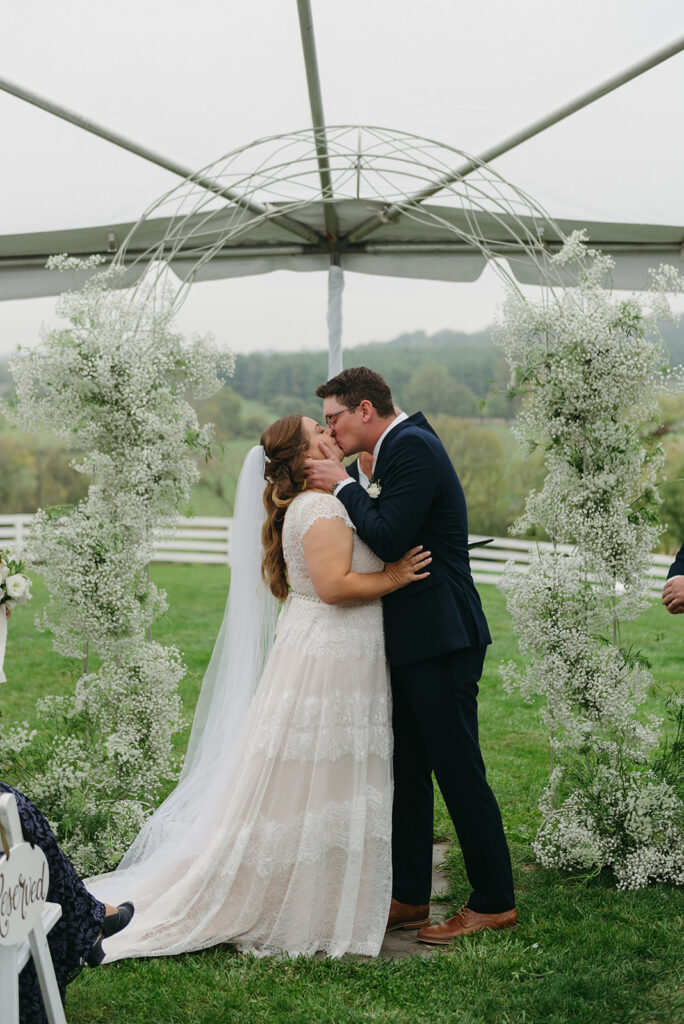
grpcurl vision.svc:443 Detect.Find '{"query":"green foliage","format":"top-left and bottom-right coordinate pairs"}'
top-left (230, 329), bottom-right (518, 417)
top-left (657, 394), bottom-right (684, 550)
top-left (3, 318), bottom-right (684, 553)
top-left (403, 364), bottom-right (478, 416)
top-left (0, 360), bottom-right (13, 398)
top-left (0, 423), bottom-right (88, 512)
top-left (652, 693), bottom-right (684, 802)
top-left (432, 415), bottom-right (546, 536)
top-left (267, 392), bottom-right (323, 421)
top-left (193, 386), bottom-right (263, 441)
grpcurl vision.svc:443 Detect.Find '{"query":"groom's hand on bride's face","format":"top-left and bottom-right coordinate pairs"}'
top-left (318, 439), bottom-right (343, 463)
top-left (305, 440), bottom-right (349, 491)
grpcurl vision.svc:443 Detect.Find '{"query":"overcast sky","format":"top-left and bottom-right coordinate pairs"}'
top-left (1, 1), bottom-right (683, 356)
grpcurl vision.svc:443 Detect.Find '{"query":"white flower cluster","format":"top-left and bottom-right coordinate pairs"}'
top-left (534, 769), bottom-right (684, 890)
top-left (0, 259), bottom-right (232, 871)
top-left (495, 235), bottom-right (684, 889)
top-left (0, 549), bottom-right (32, 612)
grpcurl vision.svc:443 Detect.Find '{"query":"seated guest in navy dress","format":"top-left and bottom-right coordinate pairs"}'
top-left (0, 782), bottom-right (133, 1024)
top-left (662, 542), bottom-right (684, 615)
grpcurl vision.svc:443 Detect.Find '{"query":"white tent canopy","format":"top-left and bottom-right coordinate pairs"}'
top-left (2, 201), bottom-right (682, 301)
top-left (1, 1), bottom-right (684, 355)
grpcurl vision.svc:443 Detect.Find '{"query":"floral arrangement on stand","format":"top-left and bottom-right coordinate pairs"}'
top-left (0, 550), bottom-right (32, 613)
top-left (0, 549), bottom-right (32, 683)
top-left (0, 256), bottom-right (234, 873)
top-left (496, 232), bottom-right (684, 889)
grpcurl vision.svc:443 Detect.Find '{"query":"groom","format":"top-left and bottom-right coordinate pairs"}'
top-left (306, 366), bottom-right (516, 943)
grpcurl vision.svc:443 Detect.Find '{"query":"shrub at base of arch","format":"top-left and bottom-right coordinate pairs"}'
top-left (0, 257), bottom-right (234, 872)
top-left (496, 234), bottom-right (684, 889)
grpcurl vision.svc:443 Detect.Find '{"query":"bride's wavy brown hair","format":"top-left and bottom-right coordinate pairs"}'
top-left (260, 414), bottom-right (309, 600)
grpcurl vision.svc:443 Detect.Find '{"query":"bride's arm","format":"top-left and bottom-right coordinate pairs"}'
top-left (301, 516), bottom-right (431, 605)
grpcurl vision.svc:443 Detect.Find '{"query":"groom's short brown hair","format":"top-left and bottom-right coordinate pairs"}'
top-left (316, 367), bottom-right (395, 418)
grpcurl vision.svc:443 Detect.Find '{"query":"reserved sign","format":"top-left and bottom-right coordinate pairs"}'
top-left (0, 841), bottom-right (49, 945)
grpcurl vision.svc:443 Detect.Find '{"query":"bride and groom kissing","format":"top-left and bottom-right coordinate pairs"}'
top-left (87, 365), bottom-right (516, 960)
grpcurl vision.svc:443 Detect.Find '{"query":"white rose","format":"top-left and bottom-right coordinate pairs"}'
top-left (0, 563), bottom-right (8, 583)
top-left (5, 574), bottom-right (30, 602)
top-left (366, 481), bottom-right (382, 499)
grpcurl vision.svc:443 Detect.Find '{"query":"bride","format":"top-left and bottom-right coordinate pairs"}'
top-left (87, 414), bottom-right (430, 959)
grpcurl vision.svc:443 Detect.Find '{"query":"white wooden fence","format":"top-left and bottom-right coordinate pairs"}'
top-left (0, 514), bottom-right (231, 566)
top-left (468, 534), bottom-right (672, 596)
top-left (0, 515), bottom-right (674, 593)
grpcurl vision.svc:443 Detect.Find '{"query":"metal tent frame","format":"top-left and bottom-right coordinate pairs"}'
top-left (0, 2), bottom-right (683, 372)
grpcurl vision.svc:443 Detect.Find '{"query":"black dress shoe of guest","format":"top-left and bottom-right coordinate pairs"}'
top-left (85, 940), bottom-right (105, 967)
top-left (102, 901), bottom-right (135, 938)
top-left (85, 902), bottom-right (135, 966)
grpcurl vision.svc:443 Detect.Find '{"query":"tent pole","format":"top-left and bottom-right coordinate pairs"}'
top-left (296, 0), bottom-right (340, 245)
top-left (0, 75), bottom-right (321, 246)
top-left (327, 259), bottom-right (344, 377)
top-left (297, 0), bottom-right (343, 373)
top-left (346, 33), bottom-right (684, 244)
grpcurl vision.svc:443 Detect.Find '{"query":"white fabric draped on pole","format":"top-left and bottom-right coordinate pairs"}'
top-left (326, 264), bottom-right (344, 377)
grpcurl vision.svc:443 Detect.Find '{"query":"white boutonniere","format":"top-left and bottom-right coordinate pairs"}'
top-left (366, 478), bottom-right (382, 499)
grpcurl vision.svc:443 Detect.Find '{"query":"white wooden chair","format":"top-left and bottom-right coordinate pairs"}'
top-left (0, 793), bottom-right (67, 1024)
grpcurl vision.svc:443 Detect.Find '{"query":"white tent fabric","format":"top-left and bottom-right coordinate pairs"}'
top-left (1, 201), bottom-right (681, 300)
top-left (3, 3), bottom-right (684, 227)
top-left (1, 2), bottom-right (683, 353)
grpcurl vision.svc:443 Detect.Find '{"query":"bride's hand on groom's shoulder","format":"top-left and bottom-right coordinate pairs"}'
top-left (384, 546), bottom-right (432, 590)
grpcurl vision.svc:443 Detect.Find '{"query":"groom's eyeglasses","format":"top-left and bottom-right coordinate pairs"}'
top-left (325, 406), bottom-right (358, 427)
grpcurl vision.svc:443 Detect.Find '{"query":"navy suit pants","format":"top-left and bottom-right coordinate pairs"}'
top-left (390, 646), bottom-right (515, 914)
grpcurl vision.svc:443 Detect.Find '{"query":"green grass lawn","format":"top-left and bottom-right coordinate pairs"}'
top-left (2, 570), bottom-right (683, 1023)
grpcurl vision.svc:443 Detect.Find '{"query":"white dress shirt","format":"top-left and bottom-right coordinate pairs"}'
top-left (356, 460), bottom-right (371, 490)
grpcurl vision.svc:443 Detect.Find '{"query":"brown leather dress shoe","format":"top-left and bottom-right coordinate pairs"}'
top-left (386, 897), bottom-right (431, 932)
top-left (417, 903), bottom-right (517, 944)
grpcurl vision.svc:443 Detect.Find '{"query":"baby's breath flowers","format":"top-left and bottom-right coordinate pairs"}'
top-left (0, 258), bottom-right (233, 872)
top-left (496, 234), bottom-right (684, 889)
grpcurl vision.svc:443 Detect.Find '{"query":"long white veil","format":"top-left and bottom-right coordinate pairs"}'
top-left (87, 446), bottom-right (279, 897)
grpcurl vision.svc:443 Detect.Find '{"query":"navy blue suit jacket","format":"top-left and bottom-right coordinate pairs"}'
top-left (346, 458), bottom-right (360, 482)
top-left (336, 412), bottom-right (491, 665)
top-left (667, 543), bottom-right (684, 579)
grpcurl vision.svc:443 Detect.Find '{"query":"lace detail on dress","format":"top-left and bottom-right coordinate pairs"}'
top-left (220, 789), bottom-right (391, 877)
top-left (278, 492), bottom-right (386, 659)
top-left (298, 490), bottom-right (355, 536)
top-left (248, 688), bottom-right (392, 761)
top-left (283, 491), bottom-right (382, 601)
top-left (275, 598), bottom-right (385, 660)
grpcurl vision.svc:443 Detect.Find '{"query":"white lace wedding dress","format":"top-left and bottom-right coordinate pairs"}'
top-left (95, 491), bottom-right (392, 960)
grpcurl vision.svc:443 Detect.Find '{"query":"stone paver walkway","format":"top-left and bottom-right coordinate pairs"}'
top-left (378, 842), bottom-right (451, 959)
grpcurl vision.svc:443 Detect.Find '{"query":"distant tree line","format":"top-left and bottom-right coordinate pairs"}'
top-left (230, 320), bottom-right (684, 421)
top-left (231, 328), bottom-right (516, 420)
top-left (1, 322), bottom-right (683, 548)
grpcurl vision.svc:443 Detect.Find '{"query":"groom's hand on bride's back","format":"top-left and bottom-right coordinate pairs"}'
top-left (305, 439), bottom-right (350, 492)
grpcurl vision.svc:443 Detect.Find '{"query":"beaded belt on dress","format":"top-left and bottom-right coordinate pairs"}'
top-left (289, 589), bottom-right (324, 604)
top-left (289, 589), bottom-right (381, 609)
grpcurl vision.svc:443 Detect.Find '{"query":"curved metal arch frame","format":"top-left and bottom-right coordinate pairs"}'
top-left (111, 125), bottom-right (579, 318)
